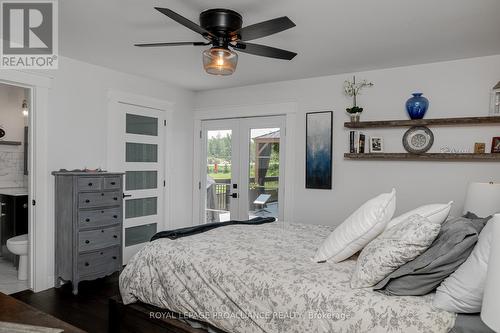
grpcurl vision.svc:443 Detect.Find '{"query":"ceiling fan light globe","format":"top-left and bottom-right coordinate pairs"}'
top-left (202, 47), bottom-right (238, 75)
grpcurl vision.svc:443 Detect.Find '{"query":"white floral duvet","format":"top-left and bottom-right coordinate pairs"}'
top-left (120, 221), bottom-right (456, 333)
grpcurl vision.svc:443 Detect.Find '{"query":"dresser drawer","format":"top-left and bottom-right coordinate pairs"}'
top-left (78, 207), bottom-right (122, 229)
top-left (78, 246), bottom-right (121, 278)
top-left (78, 191), bottom-right (121, 208)
top-left (78, 226), bottom-right (121, 252)
top-left (103, 177), bottom-right (121, 190)
top-left (77, 177), bottom-right (102, 191)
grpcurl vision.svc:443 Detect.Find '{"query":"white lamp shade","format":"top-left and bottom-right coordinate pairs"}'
top-left (463, 182), bottom-right (500, 217)
top-left (481, 215), bottom-right (500, 331)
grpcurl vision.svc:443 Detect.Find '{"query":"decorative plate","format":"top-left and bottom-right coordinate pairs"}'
top-left (402, 126), bottom-right (434, 154)
top-left (0, 127), bottom-right (5, 139)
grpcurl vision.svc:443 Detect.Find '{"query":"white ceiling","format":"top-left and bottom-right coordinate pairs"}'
top-left (60, 0), bottom-right (500, 91)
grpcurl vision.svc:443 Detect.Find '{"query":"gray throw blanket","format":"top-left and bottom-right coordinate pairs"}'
top-left (150, 217), bottom-right (276, 241)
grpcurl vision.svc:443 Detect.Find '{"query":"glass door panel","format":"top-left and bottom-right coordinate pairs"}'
top-left (205, 129), bottom-right (233, 223)
top-left (248, 128), bottom-right (281, 219)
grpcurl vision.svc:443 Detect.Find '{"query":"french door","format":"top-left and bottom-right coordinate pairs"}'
top-left (108, 102), bottom-right (166, 263)
top-left (200, 116), bottom-right (286, 223)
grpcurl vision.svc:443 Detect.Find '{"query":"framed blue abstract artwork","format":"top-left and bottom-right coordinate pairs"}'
top-left (306, 111), bottom-right (333, 189)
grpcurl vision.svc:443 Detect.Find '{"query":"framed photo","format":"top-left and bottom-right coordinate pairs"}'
top-left (370, 137), bottom-right (384, 153)
top-left (491, 137), bottom-right (500, 153)
top-left (306, 111), bottom-right (333, 190)
top-left (474, 142), bottom-right (486, 154)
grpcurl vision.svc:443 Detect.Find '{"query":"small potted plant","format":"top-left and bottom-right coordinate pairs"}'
top-left (344, 76), bottom-right (374, 122)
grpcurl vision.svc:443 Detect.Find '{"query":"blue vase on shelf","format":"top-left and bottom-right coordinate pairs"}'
top-left (406, 93), bottom-right (429, 119)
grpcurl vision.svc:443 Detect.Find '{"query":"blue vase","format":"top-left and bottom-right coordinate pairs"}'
top-left (406, 93), bottom-right (429, 119)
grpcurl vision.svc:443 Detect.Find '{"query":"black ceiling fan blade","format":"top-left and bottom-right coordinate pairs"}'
top-left (135, 42), bottom-right (209, 47)
top-left (154, 7), bottom-right (213, 38)
top-left (234, 16), bottom-right (295, 41)
top-left (234, 42), bottom-right (297, 60)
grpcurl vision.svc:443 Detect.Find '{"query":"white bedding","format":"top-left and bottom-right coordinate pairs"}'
top-left (120, 221), bottom-right (456, 333)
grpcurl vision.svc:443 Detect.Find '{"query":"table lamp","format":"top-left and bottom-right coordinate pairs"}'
top-left (482, 214), bottom-right (500, 332)
top-left (463, 182), bottom-right (500, 217)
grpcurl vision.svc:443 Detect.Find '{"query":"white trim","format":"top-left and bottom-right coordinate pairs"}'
top-left (106, 90), bottom-right (173, 253)
top-left (193, 102), bottom-right (297, 225)
top-left (0, 69), bottom-right (52, 292)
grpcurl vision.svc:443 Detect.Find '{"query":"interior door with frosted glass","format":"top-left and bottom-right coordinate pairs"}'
top-left (108, 102), bottom-right (165, 263)
top-left (201, 119), bottom-right (239, 223)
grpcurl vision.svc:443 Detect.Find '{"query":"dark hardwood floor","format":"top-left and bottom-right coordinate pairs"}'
top-left (12, 272), bottom-right (120, 333)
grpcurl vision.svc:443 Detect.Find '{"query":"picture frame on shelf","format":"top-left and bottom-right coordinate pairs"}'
top-left (491, 137), bottom-right (500, 153)
top-left (369, 137), bottom-right (384, 153)
top-left (474, 142), bottom-right (486, 154)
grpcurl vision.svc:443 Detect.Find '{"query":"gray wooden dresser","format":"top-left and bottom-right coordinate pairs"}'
top-left (52, 171), bottom-right (124, 295)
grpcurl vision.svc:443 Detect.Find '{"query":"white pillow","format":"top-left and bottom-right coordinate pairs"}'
top-left (313, 188), bottom-right (396, 263)
top-left (385, 201), bottom-right (453, 230)
top-left (351, 214), bottom-right (441, 288)
top-left (433, 217), bottom-right (495, 313)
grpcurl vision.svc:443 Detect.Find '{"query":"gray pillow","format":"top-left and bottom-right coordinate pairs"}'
top-left (373, 215), bottom-right (490, 296)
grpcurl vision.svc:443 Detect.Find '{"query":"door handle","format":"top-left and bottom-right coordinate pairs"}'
top-left (123, 193), bottom-right (132, 198)
top-left (227, 193), bottom-right (238, 199)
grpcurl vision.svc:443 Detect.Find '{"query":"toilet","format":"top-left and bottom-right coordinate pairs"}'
top-left (6, 234), bottom-right (28, 281)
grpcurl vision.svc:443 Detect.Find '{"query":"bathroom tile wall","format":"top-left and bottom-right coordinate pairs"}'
top-left (0, 83), bottom-right (28, 189)
top-left (0, 144), bottom-right (26, 188)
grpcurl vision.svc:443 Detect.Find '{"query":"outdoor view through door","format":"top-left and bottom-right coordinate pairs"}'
top-left (203, 116), bottom-right (285, 223)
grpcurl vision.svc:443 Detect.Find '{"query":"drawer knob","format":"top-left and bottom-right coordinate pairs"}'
top-left (100, 252), bottom-right (104, 255)
top-left (85, 199), bottom-right (90, 203)
top-left (88, 182), bottom-right (93, 186)
top-left (85, 240), bottom-right (90, 244)
top-left (84, 262), bottom-right (89, 267)
top-left (110, 182), bottom-right (116, 185)
top-left (101, 210), bottom-right (105, 214)
top-left (113, 235), bottom-right (118, 239)
top-left (112, 256), bottom-right (117, 260)
top-left (101, 230), bottom-right (104, 233)
top-left (113, 215), bottom-right (118, 219)
top-left (101, 193), bottom-right (105, 196)
top-left (85, 218), bottom-right (90, 222)
top-left (113, 197), bottom-right (118, 201)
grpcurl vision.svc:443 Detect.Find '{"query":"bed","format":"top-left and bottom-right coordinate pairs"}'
top-left (119, 221), bottom-right (457, 333)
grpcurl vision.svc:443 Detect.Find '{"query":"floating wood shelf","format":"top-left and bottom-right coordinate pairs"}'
top-left (0, 141), bottom-right (22, 146)
top-left (344, 153), bottom-right (500, 161)
top-left (344, 116), bottom-right (500, 129)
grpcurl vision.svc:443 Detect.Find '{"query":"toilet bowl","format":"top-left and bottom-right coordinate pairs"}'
top-left (6, 234), bottom-right (28, 281)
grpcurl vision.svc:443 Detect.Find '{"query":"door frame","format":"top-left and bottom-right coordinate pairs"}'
top-left (0, 69), bottom-right (52, 292)
top-left (106, 90), bottom-right (174, 236)
top-left (193, 102), bottom-right (297, 225)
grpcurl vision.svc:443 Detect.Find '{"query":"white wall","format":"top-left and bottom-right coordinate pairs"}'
top-left (0, 83), bottom-right (28, 188)
top-left (195, 55), bottom-right (500, 226)
top-left (40, 56), bottom-right (194, 287)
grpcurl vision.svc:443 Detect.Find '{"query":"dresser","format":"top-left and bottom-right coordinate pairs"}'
top-left (52, 171), bottom-right (124, 295)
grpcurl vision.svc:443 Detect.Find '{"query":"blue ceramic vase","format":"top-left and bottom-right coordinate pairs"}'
top-left (406, 93), bottom-right (429, 119)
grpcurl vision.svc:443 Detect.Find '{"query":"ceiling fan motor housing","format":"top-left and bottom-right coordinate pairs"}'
top-left (200, 8), bottom-right (242, 41)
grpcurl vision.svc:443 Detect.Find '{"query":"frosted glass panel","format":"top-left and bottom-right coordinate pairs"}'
top-left (126, 113), bottom-right (158, 136)
top-left (126, 143), bottom-right (157, 162)
top-left (125, 223), bottom-right (157, 246)
top-left (126, 171), bottom-right (157, 190)
top-left (125, 197), bottom-right (157, 218)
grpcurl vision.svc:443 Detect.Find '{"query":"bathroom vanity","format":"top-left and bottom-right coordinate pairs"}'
top-left (0, 189), bottom-right (28, 263)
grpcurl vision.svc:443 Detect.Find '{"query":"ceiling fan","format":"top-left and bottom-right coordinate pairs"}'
top-left (135, 7), bottom-right (297, 76)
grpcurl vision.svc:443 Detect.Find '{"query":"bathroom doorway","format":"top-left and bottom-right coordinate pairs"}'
top-left (0, 82), bottom-right (31, 294)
